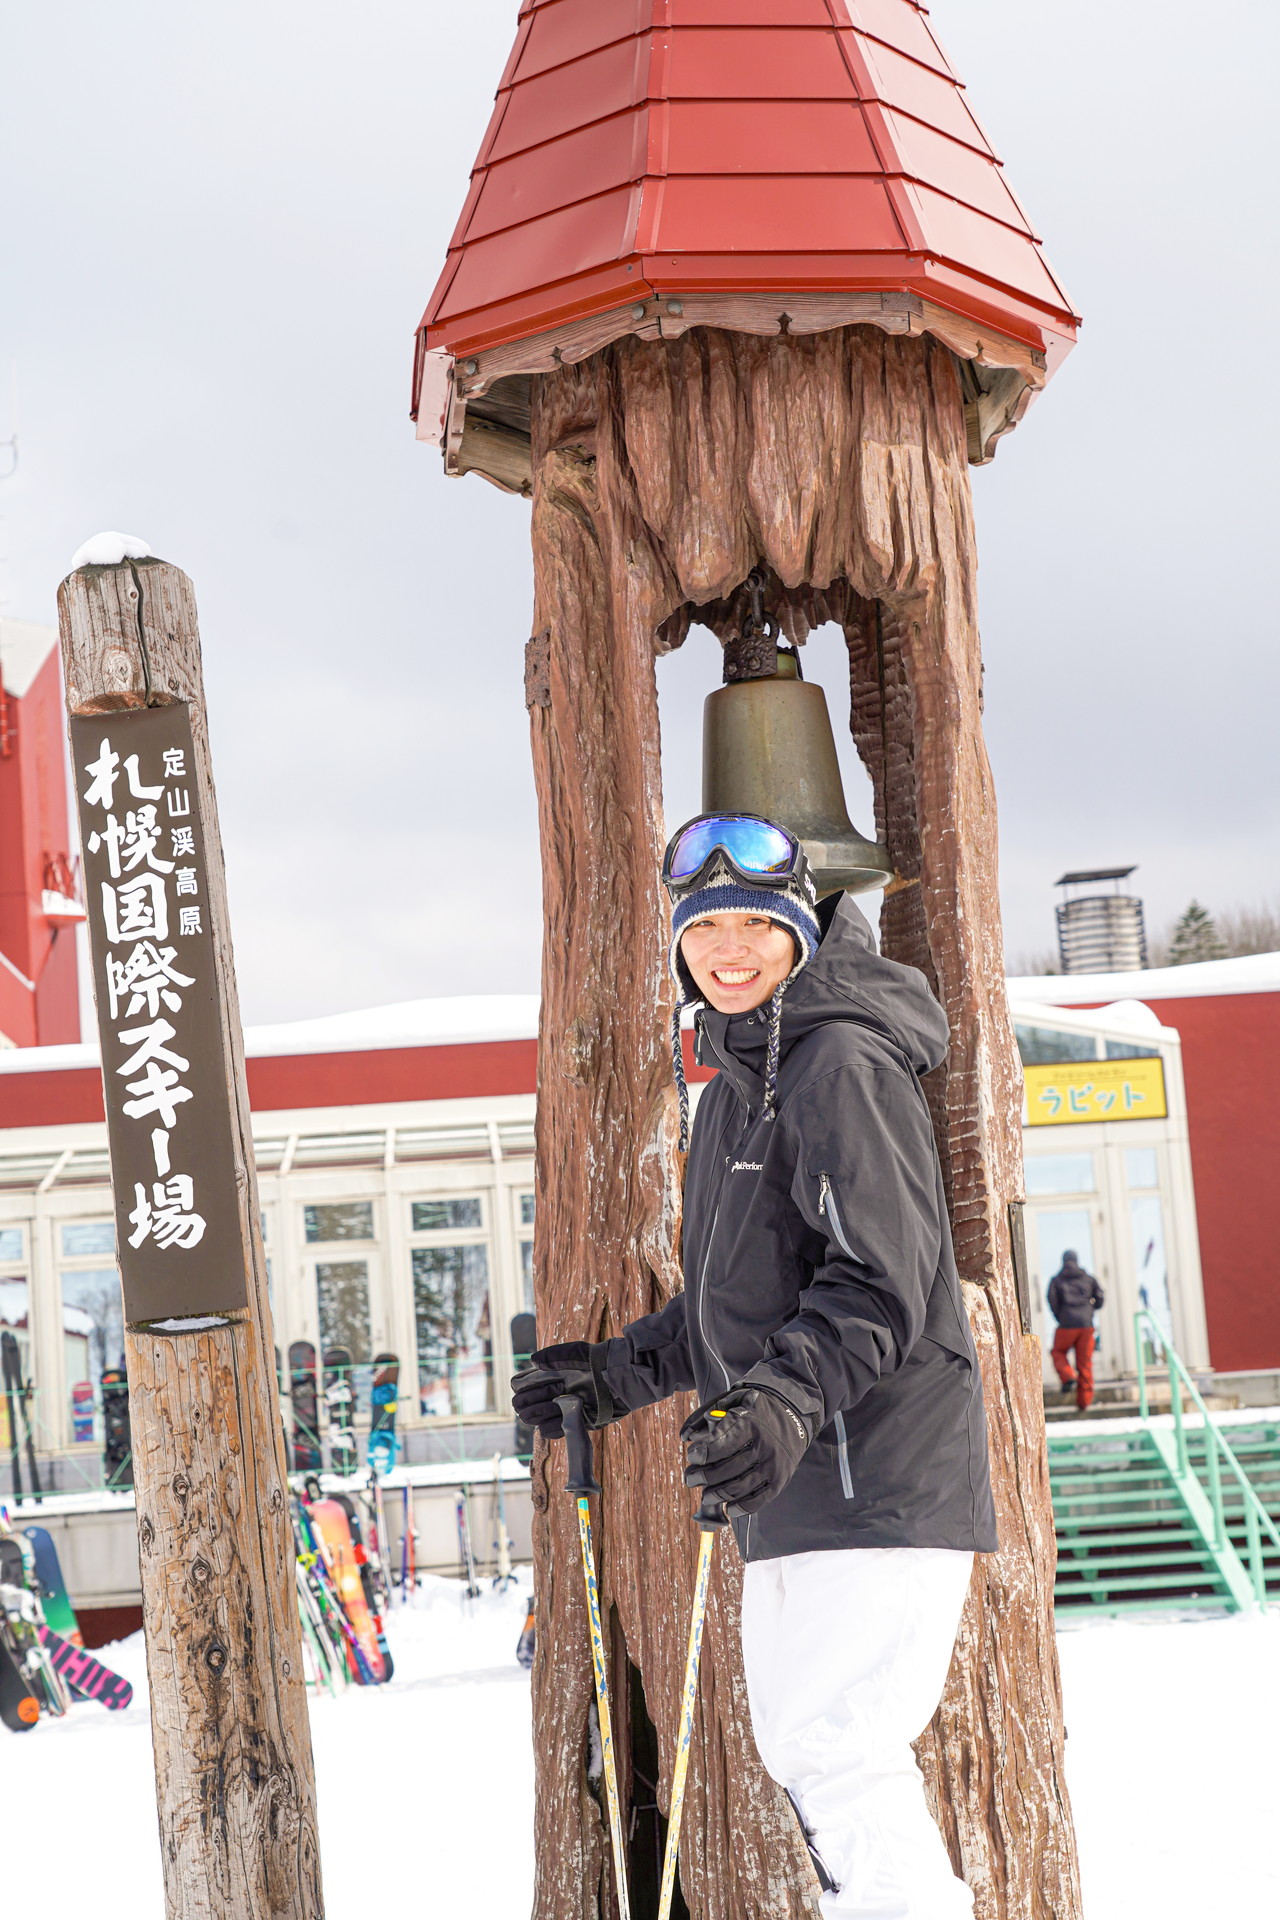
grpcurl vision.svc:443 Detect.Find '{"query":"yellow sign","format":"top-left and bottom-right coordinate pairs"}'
top-left (1024, 1057), bottom-right (1167, 1127)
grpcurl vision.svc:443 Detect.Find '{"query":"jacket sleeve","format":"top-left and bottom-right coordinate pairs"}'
top-left (1091, 1277), bottom-right (1105, 1310)
top-left (1048, 1276), bottom-right (1063, 1322)
top-left (597, 1293), bottom-right (697, 1414)
top-left (739, 1060), bottom-right (948, 1434)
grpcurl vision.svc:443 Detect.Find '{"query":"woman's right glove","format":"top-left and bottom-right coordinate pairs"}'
top-left (510, 1341), bottom-right (618, 1438)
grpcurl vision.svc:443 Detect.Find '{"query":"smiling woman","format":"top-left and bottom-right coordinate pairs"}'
top-left (678, 913), bottom-right (796, 1014)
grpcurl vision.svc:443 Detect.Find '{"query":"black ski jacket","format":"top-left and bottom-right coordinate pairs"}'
top-left (1048, 1262), bottom-right (1104, 1328)
top-left (598, 896), bottom-right (998, 1562)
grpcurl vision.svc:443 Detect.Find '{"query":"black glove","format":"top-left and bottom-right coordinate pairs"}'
top-left (681, 1384), bottom-right (813, 1516)
top-left (510, 1342), bottom-right (617, 1439)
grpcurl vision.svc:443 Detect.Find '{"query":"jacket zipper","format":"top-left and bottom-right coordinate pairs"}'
top-left (819, 1173), bottom-right (856, 1501)
top-left (696, 1194), bottom-right (732, 1392)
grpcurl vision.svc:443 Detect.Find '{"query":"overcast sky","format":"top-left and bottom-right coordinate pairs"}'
top-left (2, 0), bottom-right (1276, 1022)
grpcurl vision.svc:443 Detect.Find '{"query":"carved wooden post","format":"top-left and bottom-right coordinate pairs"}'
top-left (58, 556), bottom-right (323, 1920)
top-left (517, 330), bottom-right (1082, 1920)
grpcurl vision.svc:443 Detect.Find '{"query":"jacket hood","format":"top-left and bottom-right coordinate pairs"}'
top-left (703, 894), bottom-right (950, 1085)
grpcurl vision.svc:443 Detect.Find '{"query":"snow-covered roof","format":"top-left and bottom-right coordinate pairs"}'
top-left (0, 618), bottom-right (57, 699)
top-left (1007, 951), bottom-right (1280, 1006)
top-left (0, 993), bottom-right (541, 1076)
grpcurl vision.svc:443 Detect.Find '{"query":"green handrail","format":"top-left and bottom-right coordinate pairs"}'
top-left (1134, 1308), bottom-right (1280, 1605)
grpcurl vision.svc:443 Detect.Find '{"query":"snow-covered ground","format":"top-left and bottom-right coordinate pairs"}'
top-left (2, 1583), bottom-right (1276, 1917)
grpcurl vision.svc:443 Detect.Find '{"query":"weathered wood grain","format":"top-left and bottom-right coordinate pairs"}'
top-left (526, 328), bottom-right (1080, 1920)
top-left (57, 559), bottom-right (323, 1920)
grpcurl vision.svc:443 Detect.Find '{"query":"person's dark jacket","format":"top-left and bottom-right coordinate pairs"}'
top-left (595, 894), bottom-right (998, 1563)
top-left (1047, 1259), bottom-right (1104, 1329)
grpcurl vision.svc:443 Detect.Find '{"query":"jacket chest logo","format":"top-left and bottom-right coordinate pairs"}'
top-left (729, 1160), bottom-right (764, 1174)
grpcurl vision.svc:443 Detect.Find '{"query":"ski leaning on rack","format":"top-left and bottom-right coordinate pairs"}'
top-left (288, 1341), bottom-right (322, 1471)
top-left (455, 1490), bottom-right (481, 1600)
top-left (367, 1352), bottom-right (400, 1476)
top-left (0, 1523), bottom-right (68, 1719)
top-left (1, 1331), bottom-right (41, 1501)
top-left (307, 1497), bottom-right (389, 1684)
top-left (334, 1493), bottom-right (393, 1683)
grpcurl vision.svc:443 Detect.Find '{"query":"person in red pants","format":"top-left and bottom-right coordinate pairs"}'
top-left (1047, 1251), bottom-right (1104, 1410)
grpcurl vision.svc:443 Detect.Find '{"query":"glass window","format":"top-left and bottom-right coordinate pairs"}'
top-left (0, 1228), bottom-right (24, 1262)
top-left (413, 1245), bottom-right (493, 1416)
top-left (1124, 1148), bottom-right (1159, 1190)
top-left (1025, 1154), bottom-right (1096, 1197)
top-left (315, 1261), bottom-right (371, 1363)
top-left (520, 1238), bottom-right (534, 1312)
top-left (61, 1268), bottom-right (124, 1444)
top-left (411, 1197), bottom-right (482, 1233)
top-left (61, 1221), bottom-right (116, 1259)
top-left (519, 1194), bottom-right (535, 1228)
top-left (1015, 1025), bottom-right (1097, 1066)
top-left (1131, 1194), bottom-right (1172, 1343)
top-left (1105, 1039), bottom-right (1160, 1060)
top-left (304, 1202), bottom-right (374, 1244)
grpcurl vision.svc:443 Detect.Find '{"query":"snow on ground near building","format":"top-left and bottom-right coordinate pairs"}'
top-left (1, 1581), bottom-right (1276, 1917)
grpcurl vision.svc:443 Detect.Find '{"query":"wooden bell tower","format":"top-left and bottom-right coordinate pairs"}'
top-left (414, 7), bottom-right (1083, 1917)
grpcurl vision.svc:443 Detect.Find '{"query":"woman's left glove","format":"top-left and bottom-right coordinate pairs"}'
top-left (510, 1341), bottom-right (617, 1439)
top-left (681, 1384), bottom-right (814, 1515)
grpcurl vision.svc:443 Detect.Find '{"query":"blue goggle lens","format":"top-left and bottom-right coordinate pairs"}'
top-left (669, 816), bottom-right (794, 879)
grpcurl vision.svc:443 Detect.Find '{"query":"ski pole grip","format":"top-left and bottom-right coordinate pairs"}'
top-left (695, 1489), bottom-right (728, 1530)
top-left (556, 1394), bottom-right (600, 1496)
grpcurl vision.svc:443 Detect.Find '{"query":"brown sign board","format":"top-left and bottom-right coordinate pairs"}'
top-left (71, 704), bottom-right (249, 1323)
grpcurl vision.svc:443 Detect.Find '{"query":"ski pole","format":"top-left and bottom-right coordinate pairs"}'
top-left (556, 1394), bottom-right (631, 1920)
top-left (656, 1477), bottom-right (728, 1920)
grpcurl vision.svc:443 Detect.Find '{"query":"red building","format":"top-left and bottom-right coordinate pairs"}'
top-left (0, 620), bottom-right (83, 1049)
top-left (1009, 956), bottom-right (1280, 1375)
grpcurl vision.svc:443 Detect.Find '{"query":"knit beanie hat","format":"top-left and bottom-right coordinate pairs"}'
top-left (667, 855), bottom-right (821, 1151)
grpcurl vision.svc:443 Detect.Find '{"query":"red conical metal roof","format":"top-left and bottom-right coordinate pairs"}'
top-left (415, 1), bottom-right (1078, 479)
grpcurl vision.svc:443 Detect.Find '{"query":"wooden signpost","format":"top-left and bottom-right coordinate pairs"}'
top-left (58, 555), bottom-right (323, 1920)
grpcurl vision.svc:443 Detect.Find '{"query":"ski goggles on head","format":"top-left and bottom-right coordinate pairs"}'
top-left (662, 813), bottom-right (803, 896)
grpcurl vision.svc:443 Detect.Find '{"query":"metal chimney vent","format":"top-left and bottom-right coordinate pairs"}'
top-left (1054, 867), bottom-right (1148, 974)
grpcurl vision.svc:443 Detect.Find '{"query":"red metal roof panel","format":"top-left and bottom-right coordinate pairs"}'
top-left (509, 0), bottom-right (645, 83)
top-left (838, 0), bottom-right (955, 78)
top-left (848, 34), bottom-right (993, 152)
top-left (484, 39), bottom-right (647, 163)
top-left (443, 187), bottom-right (640, 316)
top-left (655, 174), bottom-right (905, 253)
top-left (665, 27), bottom-right (863, 97)
top-left (664, 99), bottom-right (881, 173)
top-left (466, 111), bottom-right (645, 243)
top-left (669, 0), bottom-right (834, 22)
top-left (878, 110), bottom-right (1033, 232)
top-left (905, 184), bottom-right (1069, 308)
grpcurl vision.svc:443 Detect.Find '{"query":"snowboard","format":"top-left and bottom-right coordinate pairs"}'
top-left (322, 1345), bottom-right (357, 1477)
top-left (0, 1634), bottom-right (39, 1731)
top-left (288, 1341), bottom-right (322, 1472)
top-left (367, 1352), bottom-right (399, 1477)
top-left (23, 1527), bottom-right (81, 1646)
top-left (0, 1525), bottom-right (67, 1717)
top-left (307, 1498), bottom-right (388, 1684)
top-left (333, 1494), bottom-right (393, 1682)
top-left (37, 1625), bottom-right (134, 1711)
top-left (101, 1368), bottom-right (133, 1490)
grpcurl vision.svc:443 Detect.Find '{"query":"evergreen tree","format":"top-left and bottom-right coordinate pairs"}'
top-left (1167, 900), bottom-right (1227, 966)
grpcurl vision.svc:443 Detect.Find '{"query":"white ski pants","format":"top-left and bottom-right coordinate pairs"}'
top-left (741, 1547), bottom-right (975, 1920)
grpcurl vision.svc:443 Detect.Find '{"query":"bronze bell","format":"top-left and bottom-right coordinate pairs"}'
top-left (702, 630), bottom-right (894, 898)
